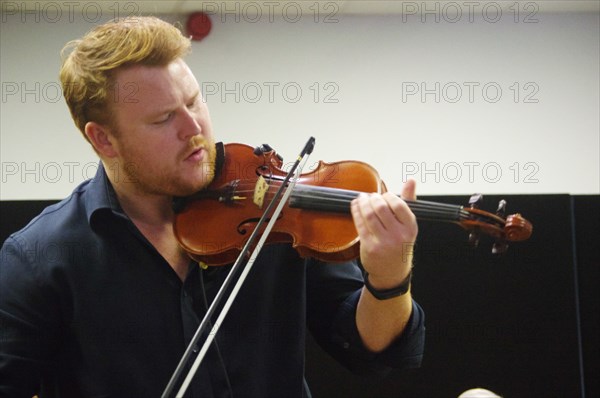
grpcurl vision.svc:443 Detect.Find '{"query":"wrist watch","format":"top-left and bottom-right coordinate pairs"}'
top-left (364, 270), bottom-right (413, 300)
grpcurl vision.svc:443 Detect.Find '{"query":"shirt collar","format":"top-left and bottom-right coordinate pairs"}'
top-left (84, 162), bottom-right (128, 228)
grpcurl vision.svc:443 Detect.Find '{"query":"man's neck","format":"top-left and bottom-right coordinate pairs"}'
top-left (104, 162), bottom-right (191, 281)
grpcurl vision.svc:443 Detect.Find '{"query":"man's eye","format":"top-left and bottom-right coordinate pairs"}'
top-left (155, 113), bottom-right (172, 124)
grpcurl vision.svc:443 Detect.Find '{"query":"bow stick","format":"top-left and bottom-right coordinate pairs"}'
top-left (162, 137), bottom-right (316, 398)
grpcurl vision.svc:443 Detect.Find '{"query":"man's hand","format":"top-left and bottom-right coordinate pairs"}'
top-left (350, 179), bottom-right (418, 289)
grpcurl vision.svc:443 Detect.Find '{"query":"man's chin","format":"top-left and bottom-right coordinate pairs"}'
top-left (171, 179), bottom-right (212, 198)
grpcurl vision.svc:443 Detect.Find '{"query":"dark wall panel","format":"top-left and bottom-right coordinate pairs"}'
top-left (573, 195), bottom-right (600, 398)
top-left (1, 200), bottom-right (58, 243)
top-left (305, 195), bottom-right (593, 398)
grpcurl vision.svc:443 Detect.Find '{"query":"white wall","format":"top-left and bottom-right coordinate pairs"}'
top-left (1, 5), bottom-right (599, 200)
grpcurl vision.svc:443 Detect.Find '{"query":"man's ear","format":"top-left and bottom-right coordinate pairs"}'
top-left (85, 121), bottom-right (118, 158)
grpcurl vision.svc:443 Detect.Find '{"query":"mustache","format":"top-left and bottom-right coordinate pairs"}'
top-left (189, 135), bottom-right (208, 150)
top-left (182, 135), bottom-right (216, 163)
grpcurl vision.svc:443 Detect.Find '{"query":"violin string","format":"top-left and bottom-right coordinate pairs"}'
top-left (290, 185), bottom-right (469, 222)
top-left (289, 185), bottom-right (356, 213)
top-left (218, 180), bottom-right (472, 222)
top-left (405, 200), bottom-right (471, 222)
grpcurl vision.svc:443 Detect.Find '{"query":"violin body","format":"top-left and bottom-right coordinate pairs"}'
top-left (173, 142), bottom-right (533, 266)
top-left (174, 143), bottom-right (386, 265)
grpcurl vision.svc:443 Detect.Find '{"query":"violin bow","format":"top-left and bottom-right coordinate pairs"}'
top-left (162, 137), bottom-right (316, 398)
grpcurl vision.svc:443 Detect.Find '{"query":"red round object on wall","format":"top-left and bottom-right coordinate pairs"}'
top-left (187, 12), bottom-right (212, 41)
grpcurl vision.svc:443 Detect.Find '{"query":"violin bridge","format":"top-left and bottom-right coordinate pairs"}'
top-left (253, 175), bottom-right (269, 209)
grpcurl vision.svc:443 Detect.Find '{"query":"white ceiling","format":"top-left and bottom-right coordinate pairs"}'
top-left (3, 1), bottom-right (599, 16)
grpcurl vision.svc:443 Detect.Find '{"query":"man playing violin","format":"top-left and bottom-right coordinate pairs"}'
top-left (0, 16), bottom-right (424, 397)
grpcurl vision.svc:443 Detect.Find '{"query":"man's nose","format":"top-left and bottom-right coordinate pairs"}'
top-left (178, 109), bottom-right (202, 140)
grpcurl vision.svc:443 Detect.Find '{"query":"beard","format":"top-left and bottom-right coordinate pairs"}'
top-left (116, 134), bottom-right (218, 198)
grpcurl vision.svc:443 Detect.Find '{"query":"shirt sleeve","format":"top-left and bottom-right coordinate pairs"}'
top-left (305, 259), bottom-right (425, 375)
top-left (0, 235), bottom-right (63, 397)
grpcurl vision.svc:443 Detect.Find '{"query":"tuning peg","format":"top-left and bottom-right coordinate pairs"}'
top-left (492, 240), bottom-right (509, 254)
top-left (468, 231), bottom-right (480, 248)
top-left (496, 199), bottom-right (507, 217)
top-left (469, 193), bottom-right (483, 209)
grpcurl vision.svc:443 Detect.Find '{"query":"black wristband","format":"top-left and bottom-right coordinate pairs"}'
top-left (364, 270), bottom-right (412, 300)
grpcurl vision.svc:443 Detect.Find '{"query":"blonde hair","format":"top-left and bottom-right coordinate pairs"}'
top-left (60, 16), bottom-right (191, 139)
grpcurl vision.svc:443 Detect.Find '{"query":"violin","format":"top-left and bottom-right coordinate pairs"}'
top-left (173, 142), bottom-right (533, 266)
top-left (165, 140), bottom-right (534, 397)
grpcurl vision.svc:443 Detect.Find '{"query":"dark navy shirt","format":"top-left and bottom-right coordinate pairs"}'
top-left (0, 164), bottom-right (425, 398)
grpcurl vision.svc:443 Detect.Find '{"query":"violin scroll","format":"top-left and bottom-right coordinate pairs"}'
top-left (460, 195), bottom-right (533, 254)
top-left (504, 213), bottom-right (533, 241)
